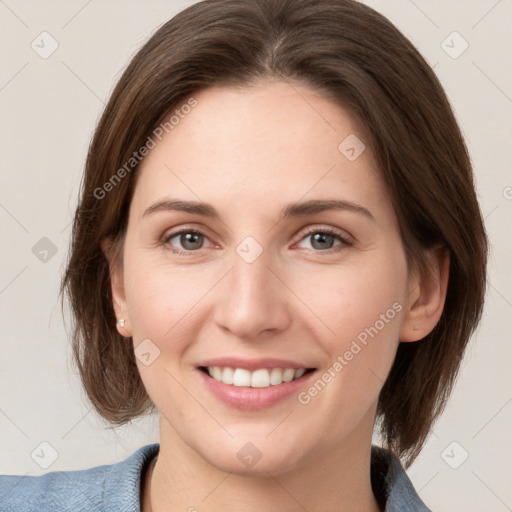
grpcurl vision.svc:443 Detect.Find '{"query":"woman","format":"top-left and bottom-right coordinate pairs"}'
top-left (0, 0), bottom-right (487, 510)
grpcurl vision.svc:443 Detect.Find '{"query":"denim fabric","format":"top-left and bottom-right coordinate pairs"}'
top-left (0, 443), bottom-right (431, 511)
top-left (371, 446), bottom-right (432, 512)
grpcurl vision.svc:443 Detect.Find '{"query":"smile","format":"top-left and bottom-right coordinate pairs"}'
top-left (201, 366), bottom-right (315, 387)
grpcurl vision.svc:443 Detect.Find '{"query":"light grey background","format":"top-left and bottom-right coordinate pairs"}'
top-left (1, 1), bottom-right (511, 510)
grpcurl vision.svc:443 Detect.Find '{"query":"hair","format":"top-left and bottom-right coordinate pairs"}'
top-left (61, 0), bottom-right (488, 467)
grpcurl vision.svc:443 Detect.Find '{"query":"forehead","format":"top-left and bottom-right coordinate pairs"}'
top-left (164, 80), bottom-right (363, 164)
top-left (131, 80), bottom-right (390, 221)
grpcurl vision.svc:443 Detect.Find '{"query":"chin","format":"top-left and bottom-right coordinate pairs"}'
top-left (197, 435), bottom-right (308, 477)
top-left (208, 452), bottom-right (302, 477)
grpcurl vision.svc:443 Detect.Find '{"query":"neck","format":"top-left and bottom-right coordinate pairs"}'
top-left (146, 415), bottom-right (382, 512)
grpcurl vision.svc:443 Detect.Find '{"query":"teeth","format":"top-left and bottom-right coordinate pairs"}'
top-left (270, 367), bottom-right (283, 385)
top-left (222, 366), bottom-right (234, 385)
top-left (211, 366), bottom-right (223, 381)
top-left (282, 368), bottom-right (295, 382)
top-left (251, 369), bottom-right (269, 388)
top-left (206, 366), bottom-right (308, 387)
top-left (233, 368), bottom-right (251, 386)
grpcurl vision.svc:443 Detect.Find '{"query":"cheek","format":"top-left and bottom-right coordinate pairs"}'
top-left (293, 254), bottom-right (407, 350)
top-left (291, 266), bottom-right (406, 437)
top-left (123, 250), bottom-right (209, 342)
top-left (122, 253), bottom-right (209, 406)
top-left (294, 251), bottom-right (407, 406)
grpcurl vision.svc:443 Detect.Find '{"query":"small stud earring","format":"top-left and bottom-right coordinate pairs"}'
top-left (118, 319), bottom-right (125, 328)
top-left (413, 325), bottom-right (419, 331)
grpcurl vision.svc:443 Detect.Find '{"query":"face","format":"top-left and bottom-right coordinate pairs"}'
top-left (110, 80), bottom-right (418, 475)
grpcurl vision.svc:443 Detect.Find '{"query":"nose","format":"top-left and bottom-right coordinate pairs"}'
top-left (213, 247), bottom-right (291, 340)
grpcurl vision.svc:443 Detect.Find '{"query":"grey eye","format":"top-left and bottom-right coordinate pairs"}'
top-left (297, 231), bottom-right (345, 251)
top-left (167, 231), bottom-right (210, 251)
top-left (309, 232), bottom-right (338, 250)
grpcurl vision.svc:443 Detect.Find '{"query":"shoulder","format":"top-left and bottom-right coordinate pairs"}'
top-left (0, 443), bottom-right (159, 512)
top-left (370, 445), bottom-right (432, 512)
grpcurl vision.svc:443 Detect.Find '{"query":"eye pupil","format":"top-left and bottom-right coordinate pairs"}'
top-left (181, 232), bottom-right (203, 250)
top-left (311, 232), bottom-right (335, 250)
top-left (169, 229), bottom-right (345, 254)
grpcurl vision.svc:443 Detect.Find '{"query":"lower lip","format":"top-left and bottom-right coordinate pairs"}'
top-left (196, 368), bottom-right (316, 410)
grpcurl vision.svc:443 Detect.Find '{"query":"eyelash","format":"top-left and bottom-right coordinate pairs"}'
top-left (298, 227), bottom-right (353, 253)
top-left (161, 226), bottom-right (353, 256)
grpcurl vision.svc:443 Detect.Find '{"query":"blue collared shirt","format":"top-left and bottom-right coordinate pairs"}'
top-left (0, 443), bottom-right (431, 511)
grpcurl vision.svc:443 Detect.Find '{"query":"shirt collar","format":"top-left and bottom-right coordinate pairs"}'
top-left (106, 443), bottom-right (431, 511)
top-left (371, 445), bottom-right (432, 511)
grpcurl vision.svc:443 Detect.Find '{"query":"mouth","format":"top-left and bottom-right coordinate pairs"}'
top-left (198, 366), bottom-right (316, 388)
top-left (195, 357), bottom-right (318, 409)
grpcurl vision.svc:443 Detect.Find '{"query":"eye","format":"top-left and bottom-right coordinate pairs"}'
top-left (161, 226), bottom-right (353, 255)
top-left (296, 228), bottom-right (352, 252)
top-left (162, 228), bottom-right (214, 254)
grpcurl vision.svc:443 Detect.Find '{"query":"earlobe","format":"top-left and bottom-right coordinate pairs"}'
top-left (400, 247), bottom-right (450, 342)
top-left (116, 318), bottom-right (132, 338)
top-left (100, 237), bottom-right (132, 337)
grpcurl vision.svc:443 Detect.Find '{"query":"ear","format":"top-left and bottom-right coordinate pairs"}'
top-left (100, 237), bottom-right (132, 338)
top-left (400, 246), bottom-right (450, 342)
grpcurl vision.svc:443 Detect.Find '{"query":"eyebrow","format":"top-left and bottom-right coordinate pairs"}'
top-left (143, 198), bottom-right (375, 221)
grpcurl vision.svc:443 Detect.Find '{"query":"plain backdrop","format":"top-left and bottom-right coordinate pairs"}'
top-left (1, 1), bottom-right (511, 510)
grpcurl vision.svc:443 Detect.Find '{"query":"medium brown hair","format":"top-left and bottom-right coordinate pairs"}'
top-left (61, 0), bottom-right (488, 466)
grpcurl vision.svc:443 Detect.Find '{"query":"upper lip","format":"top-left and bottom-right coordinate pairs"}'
top-left (198, 357), bottom-right (315, 371)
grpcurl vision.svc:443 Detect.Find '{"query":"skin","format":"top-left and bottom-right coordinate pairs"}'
top-left (103, 79), bottom-right (449, 512)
